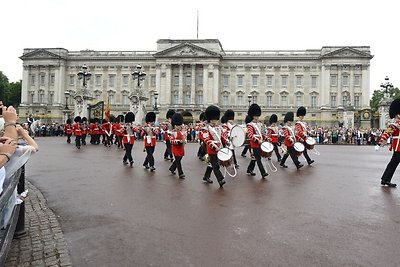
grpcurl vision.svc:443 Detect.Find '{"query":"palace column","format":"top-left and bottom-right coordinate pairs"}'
top-left (178, 64), bottom-right (184, 105)
top-left (165, 64), bottom-right (172, 106)
top-left (191, 64), bottom-right (196, 105)
top-left (213, 64), bottom-right (219, 105)
top-left (203, 65), bottom-right (209, 105)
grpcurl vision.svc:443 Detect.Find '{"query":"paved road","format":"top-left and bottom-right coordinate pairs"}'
top-left (25, 137), bottom-right (400, 267)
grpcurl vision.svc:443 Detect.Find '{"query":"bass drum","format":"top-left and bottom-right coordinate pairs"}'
top-left (230, 125), bottom-right (246, 147)
top-left (293, 142), bottom-right (305, 156)
top-left (217, 148), bottom-right (233, 167)
top-left (260, 142), bottom-right (274, 158)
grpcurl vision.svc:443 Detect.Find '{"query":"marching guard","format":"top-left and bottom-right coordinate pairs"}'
top-left (122, 112), bottom-right (136, 167)
top-left (267, 114), bottom-right (282, 162)
top-left (73, 116), bottom-right (82, 149)
top-left (295, 106), bottom-right (314, 165)
top-left (202, 105), bottom-right (227, 187)
top-left (113, 115), bottom-right (124, 149)
top-left (64, 118), bottom-right (72, 144)
top-left (142, 112), bottom-right (159, 172)
top-left (81, 117), bottom-right (88, 146)
top-left (221, 109), bottom-right (239, 168)
top-left (169, 113), bottom-right (186, 179)
top-left (163, 109), bottom-right (175, 161)
top-left (246, 104), bottom-right (268, 179)
top-left (280, 112), bottom-right (303, 169)
top-left (197, 112), bottom-right (207, 161)
top-left (378, 98), bottom-right (400, 187)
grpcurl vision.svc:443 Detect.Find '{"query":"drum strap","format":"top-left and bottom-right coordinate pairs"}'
top-left (209, 125), bottom-right (222, 144)
top-left (284, 125), bottom-right (296, 139)
top-left (251, 122), bottom-right (262, 137)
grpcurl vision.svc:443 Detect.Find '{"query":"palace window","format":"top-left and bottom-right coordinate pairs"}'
top-left (197, 74), bottom-right (203, 86)
top-left (281, 76), bottom-right (287, 87)
top-left (252, 95), bottom-right (257, 104)
top-left (223, 95), bottom-right (229, 106)
top-left (354, 95), bottom-right (360, 107)
top-left (311, 76), bottom-right (317, 88)
top-left (31, 75), bottom-right (36, 86)
top-left (237, 95), bottom-right (243, 106)
top-left (48, 93), bottom-right (54, 105)
top-left (281, 95), bottom-right (288, 107)
top-left (122, 95), bottom-right (129, 105)
top-left (173, 92), bottom-right (179, 104)
top-left (311, 95), bottom-right (317, 108)
top-left (185, 75), bottom-right (191, 86)
top-left (296, 95), bottom-right (302, 107)
top-left (252, 75), bottom-right (258, 87)
top-left (173, 75), bottom-right (179, 86)
top-left (296, 76), bottom-right (302, 87)
top-left (123, 75), bottom-right (129, 87)
top-left (109, 75), bottom-right (115, 87)
top-left (223, 75), bottom-right (229, 87)
top-left (184, 92), bottom-right (191, 105)
top-left (354, 75), bottom-right (361, 86)
top-left (196, 92), bottom-right (203, 105)
top-left (330, 75), bottom-right (337, 86)
top-left (266, 75), bottom-right (273, 87)
top-left (50, 74), bottom-right (55, 85)
top-left (331, 95), bottom-right (337, 107)
top-left (69, 75), bottom-right (75, 86)
top-left (342, 75), bottom-right (349, 86)
top-left (150, 75), bottom-right (156, 87)
top-left (237, 75), bottom-right (244, 87)
top-left (266, 95), bottom-right (272, 107)
top-left (342, 95), bottom-right (348, 106)
top-left (40, 74), bottom-right (45, 85)
top-left (95, 75), bottom-right (102, 86)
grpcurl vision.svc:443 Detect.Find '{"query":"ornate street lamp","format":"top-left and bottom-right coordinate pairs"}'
top-left (77, 64), bottom-right (92, 87)
top-left (154, 91), bottom-right (159, 111)
top-left (130, 65), bottom-right (148, 124)
top-left (247, 94), bottom-right (252, 107)
top-left (73, 64), bottom-right (93, 118)
top-left (131, 64), bottom-right (146, 89)
top-left (64, 91), bottom-right (70, 110)
top-left (380, 76), bottom-right (393, 96)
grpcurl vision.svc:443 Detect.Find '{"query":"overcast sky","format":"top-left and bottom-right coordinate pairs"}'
top-left (1, 0), bottom-right (398, 96)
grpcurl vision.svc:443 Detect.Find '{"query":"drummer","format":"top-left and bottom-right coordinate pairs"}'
top-left (246, 104), bottom-right (268, 179)
top-left (201, 105), bottom-right (227, 188)
top-left (295, 106), bottom-right (315, 165)
top-left (221, 109), bottom-right (239, 168)
top-left (267, 114), bottom-right (282, 162)
top-left (280, 112), bottom-right (303, 169)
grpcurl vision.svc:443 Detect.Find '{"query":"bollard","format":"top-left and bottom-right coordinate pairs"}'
top-left (14, 165), bottom-right (26, 237)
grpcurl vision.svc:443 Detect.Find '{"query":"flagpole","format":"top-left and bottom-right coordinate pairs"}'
top-left (197, 10), bottom-right (199, 39)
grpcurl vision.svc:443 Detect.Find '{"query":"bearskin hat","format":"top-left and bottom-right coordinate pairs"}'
top-left (224, 109), bottom-right (235, 121)
top-left (117, 114), bottom-right (124, 123)
top-left (221, 115), bottom-right (228, 124)
top-left (125, 112), bottom-right (135, 123)
top-left (146, 112), bottom-right (156, 123)
top-left (102, 119), bottom-right (107, 124)
top-left (248, 104), bottom-right (261, 118)
top-left (245, 115), bottom-right (252, 124)
top-left (82, 117), bottom-right (87, 122)
top-left (269, 114), bottom-right (278, 124)
top-left (166, 109), bottom-right (176, 119)
top-left (296, 106), bottom-right (307, 117)
top-left (109, 115), bottom-right (116, 123)
top-left (284, 112), bottom-right (294, 123)
top-left (389, 99), bottom-right (400, 119)
top-left (94, 118), bottom-right (99, 123)
top-left (171, 113), bottom-right (183, 126)
top-left (74, 116), bottom-right (81, 123)
top-left (66, 118), bottom-right (72, 124)
top-left (205, 105), bottom-right (220, 122)
top-left (199, 112), bottom-right (206, 121)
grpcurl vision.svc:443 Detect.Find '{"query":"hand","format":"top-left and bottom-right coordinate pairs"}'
top-left (0, 136), bottom-right (17, 155)
top-left (3, 106), bottom-right (18, 123)
top-left (16, 124), bottom-right (29, 139)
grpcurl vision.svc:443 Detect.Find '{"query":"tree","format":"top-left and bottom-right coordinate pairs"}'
top-left (370, 86), bottom-right (400, 112)
top-left (0, 71), bottom-right (9, 101)
top-left (0, 71), bottom-right (22, 107)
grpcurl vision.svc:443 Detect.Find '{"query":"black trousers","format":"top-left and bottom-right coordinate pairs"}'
top-left (381, 151), bottom-right (400, 183)
top-left (144, 146), bottom-right (155, 167)
top-left (123, 143), bottom-right (133, 163)
top-left (75, 136), bottom-right (81, 148)
top-left (104, 135), bottom-right (112, 146)
top-left (231, 148), bottom-right (238, 165)
top-left (203, 154), bottom-right (224, 182)
top-left (81, 134), bottom-right (87, 145)
top-left (169, 156), bottom-right (184, 175)
top-left (66, 134), bottom-right (72, 144)
top-left (281, 146), bottom-right (301, 167)
top-left (247, 147), bottom-right (267, 176)
top-left (302, 141), bottom-right (312, 163)
top-left (116, 136), bottom-right (123, 148)
top-left (164, 140), bottom-right (173, 159)
top-left (197, 142), bottom-right (206, 158)
top-left (241, 144), bottom-right (249, 155)
top-left (273, 143), bottom-right (282, 161)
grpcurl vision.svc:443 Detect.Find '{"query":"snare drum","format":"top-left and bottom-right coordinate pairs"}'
top-left (293, 142), bottom-right (305, 156)
top-left (305, 137), bottom-right (315, 150)
top-left (260, 142), bottom-right (274, 158)
top-left (217, 148), bottom-right (233, 167)
top-left (230, 125), bottom-right (246, 147)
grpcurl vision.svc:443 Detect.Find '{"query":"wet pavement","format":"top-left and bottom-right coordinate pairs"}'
top-left (23, 137), bottom-right (400, 267)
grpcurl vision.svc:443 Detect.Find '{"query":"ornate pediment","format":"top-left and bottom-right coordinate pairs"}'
top-left (20, 49), bottom-right (64, 60)
top-left (320, 47), bottom-right (373, 59)
top-left (154, 43), bottom-right (221, 58)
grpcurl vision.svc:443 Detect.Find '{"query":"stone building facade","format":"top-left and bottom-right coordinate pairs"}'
top-left (19, 39), bottom-right (373, 127)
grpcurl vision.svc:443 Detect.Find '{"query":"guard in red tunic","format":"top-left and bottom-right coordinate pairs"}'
top-left (246, 104), bottom-right (268, 179)
top-left (280, 112), bottom-right (303, 169)
top-left (64, 118), bottom-right (73, 144)
top-left (102, 119), bottom-right (112, 147)
top-left (295, 106), bottom-right (314, 165)
top-left (196, 112), bottom-right (207, 161)
top-left (81, 117), bottom-right (88, 146)
top-left (202, 105), bottom-right (227, 187)
top-left (221, 109), bottom-right (239, 168)
top-left (163, 109), bottom-right (175, 161)
top-left (142, 112), bottom-right (159, 172)
top-left (267, 114), bottom-right (282, 162)
top-left (122, 112), bottom-right (136, 167)
top-left (114, 115), bottom-right (125, 149)
top-left (169, 113), bottom-right (186, 179)
top-left (92, 118), bottom-right (101, 145)
top-left (73, 116), bottom-right (82, 149)
top-left (378, 98), bottom-right (400, 187)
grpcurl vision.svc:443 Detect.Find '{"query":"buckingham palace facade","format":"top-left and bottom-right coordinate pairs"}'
top-left (19, 39), bottom-right (373, 127)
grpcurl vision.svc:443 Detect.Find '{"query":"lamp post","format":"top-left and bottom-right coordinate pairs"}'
top-left (379, 76), bottom-right (394, 129)
top-left (130, 64), bottom-right (148, 124)
top-left (248, 94), bottom-right (252, 108)
top-left (63, 91), bottom-right (70, 122)
top-left (154, 91), bottom-right (159, 112)
top-left (73, 64), bottom-right (93, 118)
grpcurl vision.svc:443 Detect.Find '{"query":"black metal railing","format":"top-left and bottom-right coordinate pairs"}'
top-left (0, 166), bottom-right (26, 266)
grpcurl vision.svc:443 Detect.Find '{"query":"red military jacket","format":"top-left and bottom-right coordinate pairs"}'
top-left (295, 121), bottom-right (308, 142)
top-left (122, 124), bottom-right (136, 145)
top-left (142, 125), bottom-right (159, 147)
top-left (73, 123), bottom-right (82, 136)
top-left (81, 122), bottom-right (88, 135)
top-left (170, 129), bottom-right (185, 156)
top-left (380, 120), bottom-right (400, 152)
top-left (64, 124), bottom-right (73, 135)
top-left (267, 125), bottom-right (280, 144)
top-left (162, 122), bottom-right (173, 141)
top-left (92, 123), bottom-right (101, 135)
top-left (282, 124), bottom-right (297, 148)
top-left (102, 122), bottom-right (112, 136)
top-left (247, 122), bottom-right (266, 149)
top-left (202, 124), bottom-right (228, 155)
top-left (113, 123), bottom-right (124, 137)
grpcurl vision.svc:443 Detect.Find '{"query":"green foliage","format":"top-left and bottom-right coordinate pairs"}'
top-left (370, 86), bottom-right (400, 112)
top-left (0, 71), bottom-right (21, 107)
